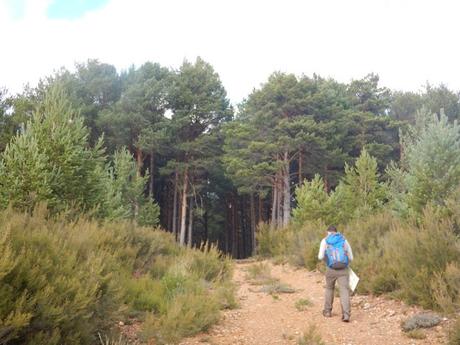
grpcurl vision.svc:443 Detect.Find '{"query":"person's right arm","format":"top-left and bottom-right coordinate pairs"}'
top-left (318, 239), bottom-right (326, 260)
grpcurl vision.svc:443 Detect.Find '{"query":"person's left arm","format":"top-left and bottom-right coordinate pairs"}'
top-left (345, 240), bottom-right (354, 261)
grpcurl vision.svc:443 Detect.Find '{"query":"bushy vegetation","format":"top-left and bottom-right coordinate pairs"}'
top-left (449, 319), bottom-right (460, 345)
top-left (0, 207), bottom-right (233, 345)
top-left (297, 324), bottom-right (325, 345)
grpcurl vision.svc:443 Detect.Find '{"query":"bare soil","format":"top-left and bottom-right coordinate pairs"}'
top-left (180, 260), bottom-right (450, 345)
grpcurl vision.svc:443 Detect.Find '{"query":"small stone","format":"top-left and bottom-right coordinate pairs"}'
top-left (363, 303), bottom-right (371, 310)
top-left (118, 321), bottom-right (124, 326)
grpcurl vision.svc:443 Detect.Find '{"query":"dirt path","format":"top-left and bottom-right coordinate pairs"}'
top-left (180, 260), bottom-right (449, 345)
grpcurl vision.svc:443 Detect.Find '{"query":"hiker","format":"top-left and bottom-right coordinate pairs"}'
top-left (318, 225), bottom-right (354, 322)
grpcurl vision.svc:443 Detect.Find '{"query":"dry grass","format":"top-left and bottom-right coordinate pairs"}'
top-left (297, 324), bottom-right (325, 345)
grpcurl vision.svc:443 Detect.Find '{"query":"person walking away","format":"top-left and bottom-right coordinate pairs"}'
top-left (318, 225), bottom-right (354, 322)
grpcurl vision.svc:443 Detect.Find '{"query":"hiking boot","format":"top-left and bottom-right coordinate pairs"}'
top-left (322, 310), bottom-right (332, 317)
top-left (342, 315), bottom-right (350, 322)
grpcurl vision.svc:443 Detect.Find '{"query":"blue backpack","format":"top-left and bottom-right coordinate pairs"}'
top-left (325, 233), bottom-right (349, 269)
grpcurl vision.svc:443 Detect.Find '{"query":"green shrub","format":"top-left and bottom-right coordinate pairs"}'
top-left (405, 329), bottom-right (426, 340)
top-left (449, 319), bottom-right (460, 345)
top-left (297, 324), bottom-right (325, 345)
top-left (0, 208), bottom-right (121, 345)
top-left (385, 211), bottom-right (460, 309)
top-left (143, 289), bottom-right (220, 345)
top-left (256, 223), bottom-right (291, 258)
top-left (344, 212), bottom-right (399, 294)
top-left (431, 262), bottom-right (460, 314)
top-left (214, 281), bottom-right (238, 309)
top-left (123, 276), bottom-right (166, 314)
top-left (287, 222), bottom-right (324, 270)
top-left (245, 262), bottom-right (277, 285)
top-left (295, 298), bottom-right (313, 311)
top-left (183, 243), bottom-right (233, 282)
top-left (0, 207), bottom-right (234, 345)
top-left (260, 282), bottom-right (295, 294)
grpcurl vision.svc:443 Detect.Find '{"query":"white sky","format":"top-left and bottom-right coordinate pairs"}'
top-left (1, 0), bottom-right (460, 104)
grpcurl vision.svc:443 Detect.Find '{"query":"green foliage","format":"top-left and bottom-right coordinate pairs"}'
top-left (392, 109), bottom-right (460, 216)
top-left (256, 222), bottom-right (324, 270)
top-left (449, 319), bottom-right (460, 345)
top-left (405, 330), bottom-right (426, 340)
top-left (295, 298), bottom-right (313, 311)
top-left (260, 282), bottom-right (295, 294)
top-left (342, 212), bottom-right (398, 294)
top-left (332, 148), bottom-right (387, 223)
top-left (385, 211), bottom-right (460, 309)
top-left (143, 289), bottom-right (220, 345)
top-left (103, 147), bottom-right (160, 226)
top-left (293, 149), bottom-right (387, 226)
top-left (0, 207), bottom-right (234, 345)
top-left (256, 223), bottom-right (293, 259)
top-left (293, 175), bottom-right (331, 225)
top-left (0, 86), bottom-right (106, 213)
top-left (137, 199), bottom-right (161, 227)
top-left (297, 324), bottom-right (325, 345)
top-left (244, 262), bottom-right (277, 286)
top-left (0, 208), bottom-right (121, 345)
top-left (431, 262), bottom-right (460, 314)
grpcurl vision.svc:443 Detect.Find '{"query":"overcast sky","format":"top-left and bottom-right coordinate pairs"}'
top-left (1, 0), bottom-right (459, 104)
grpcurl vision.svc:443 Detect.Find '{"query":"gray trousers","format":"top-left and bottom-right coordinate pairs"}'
top-left (323, 267), bottom-right (350, 318)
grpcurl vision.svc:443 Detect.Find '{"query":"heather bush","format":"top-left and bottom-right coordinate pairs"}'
top-left (384, 210), bottom-right (460, 309)
top-left (0, 207), bottom-right (234, 345)
top-left (449, 319), bottom-right (460, 345)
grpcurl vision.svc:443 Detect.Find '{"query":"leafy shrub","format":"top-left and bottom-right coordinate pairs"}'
top-left (260, 282), bottom-right (295, 294)
top-left (214, 280), bottom-right (238, 309)
top-left (256, 223), bottom-right (291, 258)
top-left (297, 324), bottom-right (325, 345)
top-left (343, 212), bottom-right (399, 294)
top-left (245, 262), bottom-right (276, 285)
top-left (385, 211), bottom-right (460, 309)
top-left (0, 208), bottom-right (121, 345)
top-left (137, 199), bottom-right (161, 227)
top-left (448, 319), bottom-right (460, 345)
top-left (0, 207), bottom-right (234, 345)
top-left (287, 222), bottom-right (324, 270)
top-left (404, 329), bottom-right (426, 340)
top-left (142, 288), bottom-right (220, 345)
top-left (295, 298), bottom-right (313, 311)
top-left (431, 262), bottom-right (460, 314)
top-left (182, 243), bottom-right (233, 282)
top-left (256, 222), bottom-right (324, 270)
top-left (292, 149), bottom-right (387, 227)
top-left (292, 175), bottom-right (331, 225)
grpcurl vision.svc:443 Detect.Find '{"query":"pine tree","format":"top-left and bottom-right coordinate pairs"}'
top-left (402, 110), bottom-right (460, 214)
top-left (0, 86), bottom-right (106, 213)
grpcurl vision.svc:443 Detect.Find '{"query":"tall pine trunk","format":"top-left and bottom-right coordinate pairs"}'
top-left (283, 151), bottom-right (291, 227)
top-left (172, 171), bottom-right (178, 239)
top-left (250, 192), bottom-right (256, 254)
top-left (187, 197), bottom-right (193, 247)
top-left (298, 149), bottom-right (303, 183)
top-left (277, 172), bottom-right (283, 228)
top-left (136, 147), bottom-right (143, 177)
top-left (179, 168), bottom-right (188, 246)
top-left (149, 151), bottom-right (154, 197)
top-left (271, 177), bottom-right (278, 229)
top-left (258, 194), bottom-right (263, 223)
top-left (232, 194), bottom-right (238, 257)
